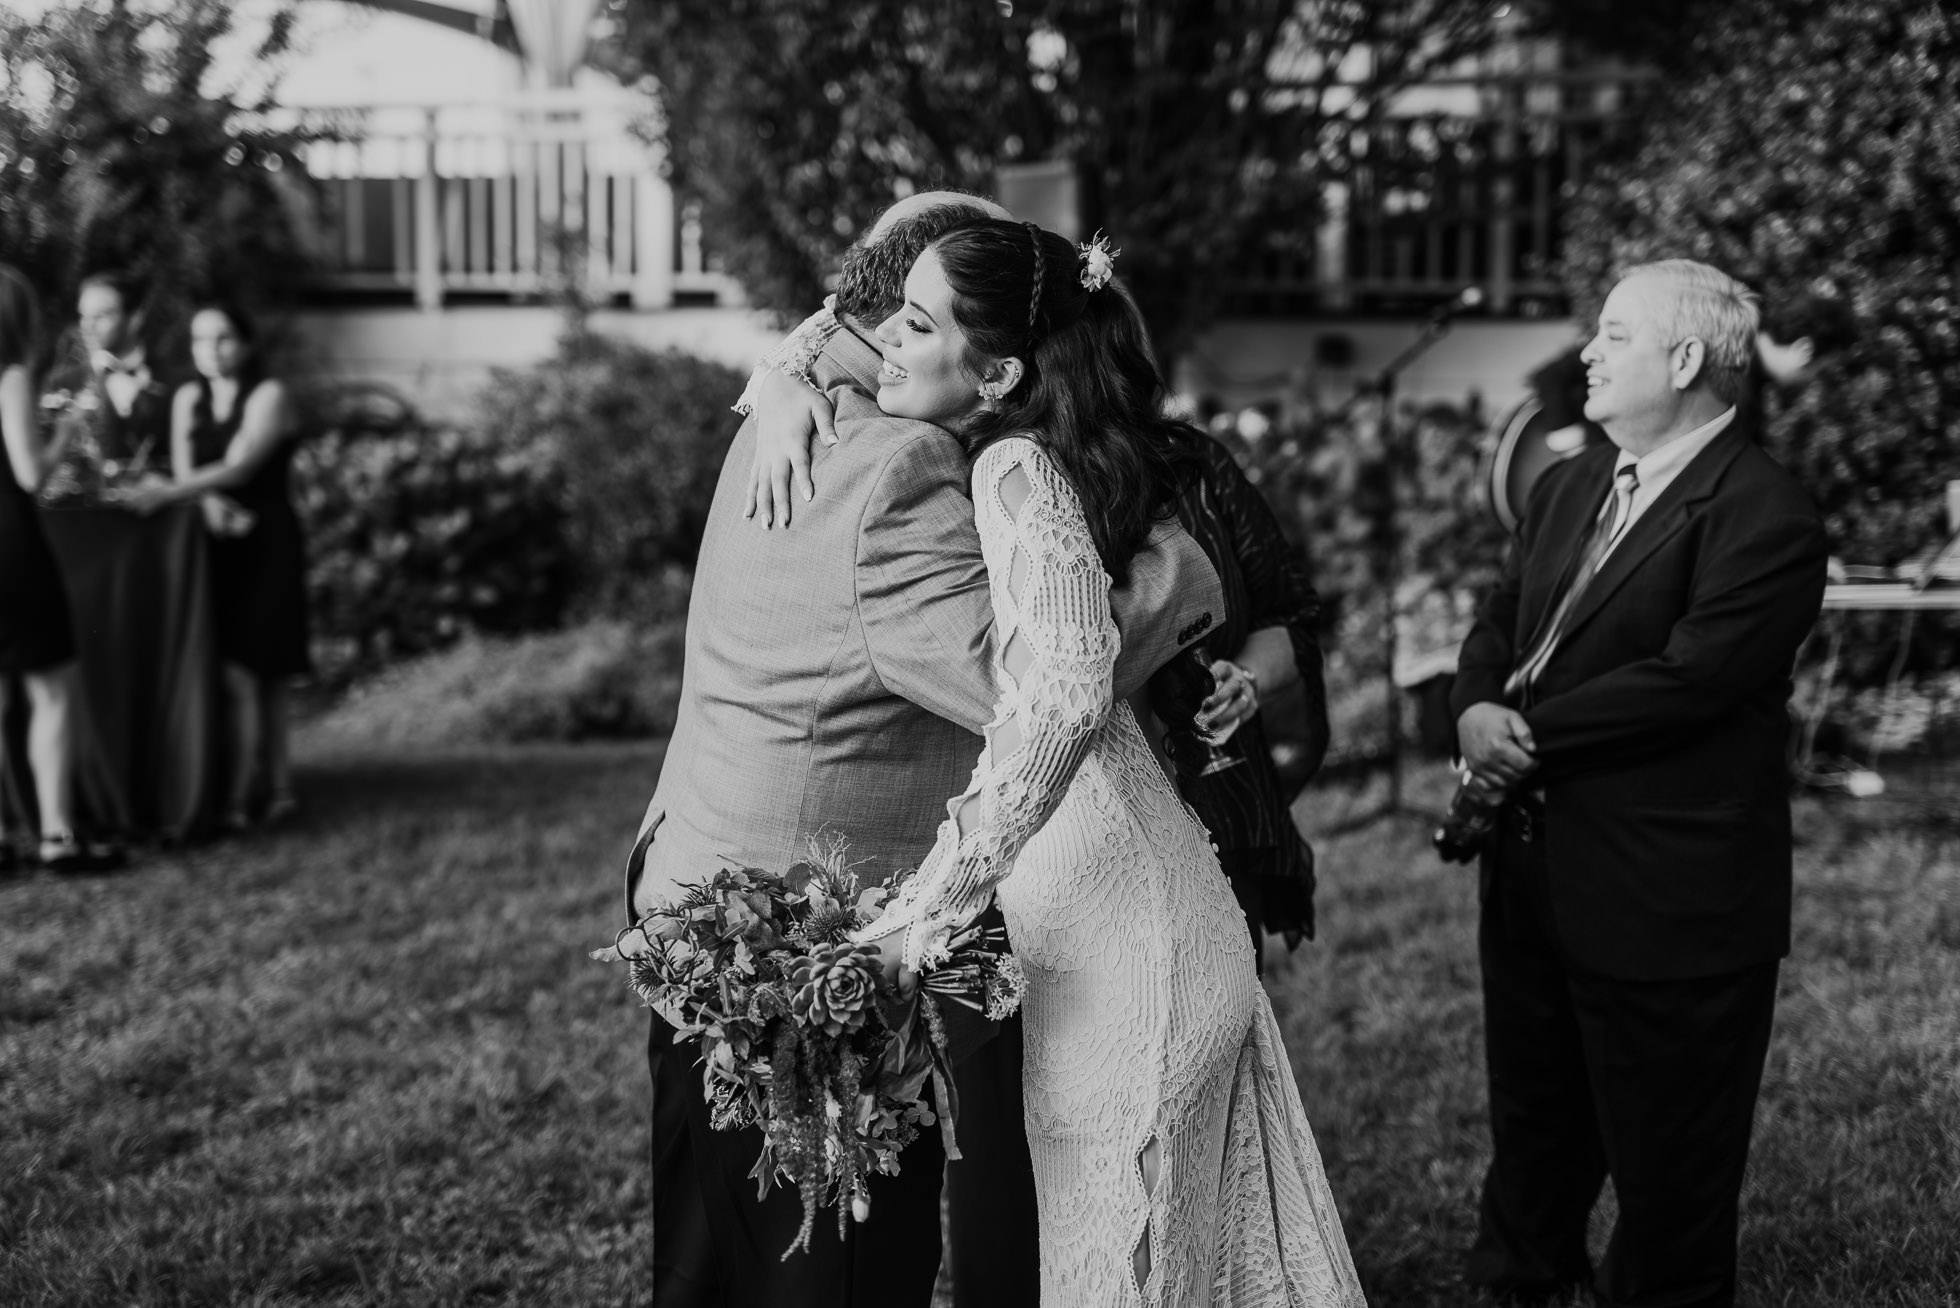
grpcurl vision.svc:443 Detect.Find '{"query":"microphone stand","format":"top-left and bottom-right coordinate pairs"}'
top-left (1328, 290), bottom-right (1481, 832)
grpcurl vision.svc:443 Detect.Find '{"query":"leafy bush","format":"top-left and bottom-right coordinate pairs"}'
top-left (300, 619), bottom-right (686, 749)
top-left (1559, 0), bottom-right (1960, 681)
top-left (473, 331), bottom-right (745, 615)
top-left (294, 385), bottom-right (573, 684)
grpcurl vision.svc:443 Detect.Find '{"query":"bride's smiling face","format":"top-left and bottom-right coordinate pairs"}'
top-left (873, 249), bottom-right (985, 427)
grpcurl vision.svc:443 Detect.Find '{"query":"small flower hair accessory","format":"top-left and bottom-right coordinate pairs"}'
top-left (1077, 231), bottom-right (1120, 292)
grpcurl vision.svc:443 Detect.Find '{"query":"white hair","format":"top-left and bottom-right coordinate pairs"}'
top-left (1620, 259), bottom-right (1762, 403)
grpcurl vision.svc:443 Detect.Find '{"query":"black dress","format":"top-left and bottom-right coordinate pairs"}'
top-left (188, 377), bottom-right (311, 677)
top-left (0, 402), bottom-right (76, 673)
top-left (1170, 435), bottom-right (1328, 952)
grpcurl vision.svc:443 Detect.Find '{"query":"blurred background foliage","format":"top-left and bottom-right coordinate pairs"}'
top-left (472, 331), bottom-right (741, 618)
top-left (294, 383), bottom-right (573, 682)
top-left (605, 0), bottom-right (1744, 361)
top-left (1, 0), bottom-right (1953, 756)
top-left (0, 0), bottom-right (322, 368)
top-left (611, 0), bottom-right (1508, 359)
top-left (294, 336), bottom-right (739, 714)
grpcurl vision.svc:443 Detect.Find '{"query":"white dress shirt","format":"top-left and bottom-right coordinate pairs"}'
top-left (1597, 406), bottom-right (1737, 565)
top-left (93, 348), bottom-right (150, 418)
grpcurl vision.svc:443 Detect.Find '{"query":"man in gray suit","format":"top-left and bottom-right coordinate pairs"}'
top-left (626, 192), bottom-right (1222, 1308)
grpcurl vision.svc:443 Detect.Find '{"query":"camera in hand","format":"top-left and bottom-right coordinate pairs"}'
top-left (1433, 769), bottom-right (1505, 864)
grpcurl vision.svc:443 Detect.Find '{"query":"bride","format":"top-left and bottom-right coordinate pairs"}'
top-left (825, 218), bottom-right (1366, 1307)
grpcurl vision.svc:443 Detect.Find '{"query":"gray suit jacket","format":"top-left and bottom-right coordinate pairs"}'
top-left (625, 325), bottom-right (1222, 917)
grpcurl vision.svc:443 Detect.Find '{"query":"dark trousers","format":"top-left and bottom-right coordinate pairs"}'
top-left (943, 1011), bottom-right (1042, 1306)
top-left (1470, 807), bottom-right (1779, 1308)
top-left (648, 1015), bottom-right (946, 1308)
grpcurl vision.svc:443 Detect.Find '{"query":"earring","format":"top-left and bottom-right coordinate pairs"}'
top-left (977, 380), bottom-right (1005, 401)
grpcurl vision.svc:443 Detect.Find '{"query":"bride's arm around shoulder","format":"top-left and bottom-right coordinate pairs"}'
top-left (863, 433), bottom-right (1120, 972)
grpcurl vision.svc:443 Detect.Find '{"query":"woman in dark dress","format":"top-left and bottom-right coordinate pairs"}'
top-left (1166, 435), bottom-right (1330, 970)
top-left (0, 264), bottom-right (113, 873)
top-left (128, 301), bottom-right (309, 829)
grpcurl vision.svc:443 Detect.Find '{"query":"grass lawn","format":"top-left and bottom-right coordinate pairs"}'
top-left (3, 744), bottom-right (1956, 1306)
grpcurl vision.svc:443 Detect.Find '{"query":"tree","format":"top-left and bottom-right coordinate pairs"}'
top-left (0, 0), bottom-right (321, 367)
top-left (609, 0), bottom-right (1505, 360)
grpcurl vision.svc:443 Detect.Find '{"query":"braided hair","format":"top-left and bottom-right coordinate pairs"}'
top-left (1023, 221), bottom-right (1047, 345)
top-left (925, 218), bottom-right (1203, 585)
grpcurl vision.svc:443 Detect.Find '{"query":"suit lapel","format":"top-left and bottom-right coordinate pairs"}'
top-left (1558, 430), bottom-right (1748, 643)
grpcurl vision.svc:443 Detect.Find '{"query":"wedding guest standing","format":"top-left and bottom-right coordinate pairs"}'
top-left (0, 264), bottom-right (121, 873)
top-left (1453, 260), bottom-right (1828, 1308)
top-left (127, 301), bottom-right (309, 829)
top-left (46, 270), bottom-right (173, 471)
top-left (1168, 436), bottom-right (1330, 968)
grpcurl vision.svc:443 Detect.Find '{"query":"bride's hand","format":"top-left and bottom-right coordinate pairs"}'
top-left (590, 921), bottom-right (655, 963)
top-left (744, 370), bottom-right (838, 529)
top-left (866, 924), bottom-right (919, 999)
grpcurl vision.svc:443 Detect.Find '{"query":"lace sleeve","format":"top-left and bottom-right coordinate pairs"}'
top-left (730, 298), bottom-right (843, 415)
top-left (863, 436), bottom-right (1119, 970)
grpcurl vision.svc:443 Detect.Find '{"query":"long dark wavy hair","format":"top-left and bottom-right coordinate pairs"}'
top-left (928, 219), bottom-right (1204, 586)
top-left (189, 298), bottom-right (268, 424)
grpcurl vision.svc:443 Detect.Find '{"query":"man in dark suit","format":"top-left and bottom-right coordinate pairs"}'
top-left (46, 270), bottom-right (172, 471)
top-left (1451, 259), bottom-right (1829, 1308)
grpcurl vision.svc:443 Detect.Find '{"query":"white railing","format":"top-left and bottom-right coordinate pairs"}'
top-left (279, 88), bottom-right (742, 311)
top-left (1222, 70), bottom-right (1659, 317)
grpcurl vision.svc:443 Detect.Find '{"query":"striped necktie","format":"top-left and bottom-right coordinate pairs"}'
top-left (1505, 464), bottom-right (1640, 703)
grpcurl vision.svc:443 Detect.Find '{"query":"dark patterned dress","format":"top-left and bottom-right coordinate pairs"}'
top-left (187, 377), bottom-right (310, 677)
top-left (1172, 435), bottom-right (1328, 952)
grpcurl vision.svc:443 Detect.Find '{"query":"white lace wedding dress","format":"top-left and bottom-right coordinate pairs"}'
top-left (870, 437), bottom-right (1365, 1307)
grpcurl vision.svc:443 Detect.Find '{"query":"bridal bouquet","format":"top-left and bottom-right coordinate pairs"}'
top-left (593, 836), bottom-right (1023, 1256)
top-left (36, 387), bottom-right (165, 507)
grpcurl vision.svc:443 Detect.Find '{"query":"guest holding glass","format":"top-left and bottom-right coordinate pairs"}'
top-left (126, 301), bottom-right (309, 830)
top-left (1166, 436), bottom-right (1330, 969)
top-left (0, 264), bottom-right (123, 874)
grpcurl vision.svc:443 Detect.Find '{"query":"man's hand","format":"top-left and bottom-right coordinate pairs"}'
top-left (744, 369), bottom-right (838, 529)
top-left (1457, 701), bottom-right (1538, 789)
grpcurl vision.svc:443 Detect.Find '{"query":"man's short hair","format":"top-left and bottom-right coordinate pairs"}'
top-left (1761, 290), bottom-right (1856, 357)
top-left (1621, 259), bottom-right (1761, 404)
top-left (78, 268), bottom-right (140, 310)
top-left (833, 201), bottom-right (992, 324)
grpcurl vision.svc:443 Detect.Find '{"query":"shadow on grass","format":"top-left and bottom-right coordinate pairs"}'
top-left (298, 739), bottom-right (668, 828)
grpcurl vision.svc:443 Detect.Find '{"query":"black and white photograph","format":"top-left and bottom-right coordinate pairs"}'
top-left (2, 2), bottom-right (1956, 1305)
